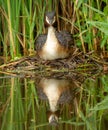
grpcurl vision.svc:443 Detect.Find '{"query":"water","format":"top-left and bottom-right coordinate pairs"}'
top-left (0, 72), bottom-right (108, 130)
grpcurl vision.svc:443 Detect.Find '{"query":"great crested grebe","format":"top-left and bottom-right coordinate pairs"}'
top-left (35, 11), bottom-right (74, 60)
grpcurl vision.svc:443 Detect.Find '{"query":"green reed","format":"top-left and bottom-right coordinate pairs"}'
top-left (0, 0), bottom-right (108, 61)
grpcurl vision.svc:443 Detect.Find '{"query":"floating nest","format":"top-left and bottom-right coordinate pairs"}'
top-left (0, 49), bottom-right (108, 77)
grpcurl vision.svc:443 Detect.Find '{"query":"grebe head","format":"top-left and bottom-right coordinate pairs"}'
top-left (45, 11), bottom-right (56, 26)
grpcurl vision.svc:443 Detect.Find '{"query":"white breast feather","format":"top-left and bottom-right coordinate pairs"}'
top-left (44, 26), bottom-right (59, 60)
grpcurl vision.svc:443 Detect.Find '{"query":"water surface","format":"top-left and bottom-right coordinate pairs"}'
top-left (0, 72), bottom-right (108, 130)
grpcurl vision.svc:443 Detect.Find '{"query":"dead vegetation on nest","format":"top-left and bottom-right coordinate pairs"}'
top-left (0, 50), bottom-right (107, 76)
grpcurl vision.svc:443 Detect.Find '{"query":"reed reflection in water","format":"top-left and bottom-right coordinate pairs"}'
top-left (0, 73), bottom-right (108, 130)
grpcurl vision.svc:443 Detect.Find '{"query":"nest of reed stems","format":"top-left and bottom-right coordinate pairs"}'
top-left (0, 48), bottom-right (107, 77)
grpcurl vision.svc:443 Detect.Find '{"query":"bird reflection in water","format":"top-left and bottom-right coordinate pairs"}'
top-left (36, 78), bottom-right (80, 125)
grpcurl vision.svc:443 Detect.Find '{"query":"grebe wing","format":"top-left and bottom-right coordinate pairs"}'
top-left (35, 34), bottom-right (47, 51)
top-left (56, 31), bottom-right (74, 48)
